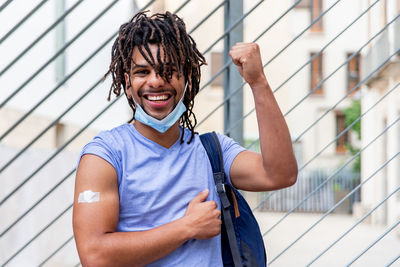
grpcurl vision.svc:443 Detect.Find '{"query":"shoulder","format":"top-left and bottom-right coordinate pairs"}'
top-left (84, 123), bottom-right (138, 158)
top-left (88, 124), bottom-right (134, 149)
top-left (196, 131), bottom-right (245, 152)
top-left (198, 131), bottom-right (246, 183)
top-left (99, 123), bottom-right (133, 141)
top-left (78, 124), bottom-right (134, 180)
top-left (214, 132), bottom-right (245, 153)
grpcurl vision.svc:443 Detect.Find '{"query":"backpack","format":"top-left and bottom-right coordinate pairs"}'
top-left (200, 132), bottom-right (267, 267)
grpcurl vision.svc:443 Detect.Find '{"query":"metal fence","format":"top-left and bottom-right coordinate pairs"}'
top-left (258, 168), bottom-right (360, 213)
top-left (0, 0), bottom-right (399, 266)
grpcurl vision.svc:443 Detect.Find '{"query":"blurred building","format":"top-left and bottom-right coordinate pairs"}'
top-left (356, 0), bottom-right (400, 226)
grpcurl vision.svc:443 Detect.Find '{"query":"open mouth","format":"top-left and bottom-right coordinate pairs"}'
top-left (144, 94), bottom-right (171, 102)
top-left (142, 92), bottom-right (173, 103)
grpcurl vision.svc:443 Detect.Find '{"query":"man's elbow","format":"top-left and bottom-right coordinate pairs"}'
top-left (287, 162), bottom-right (298, 186)
top-left (264, 169), bottom-right (297, 191)
top-left (77, 241), bottom-right (111, 267)
top-left (287, 171), bottom-right (297, 187)
top-left (279, 163), bottom-right (298, 188)
top-left (80, 254), bottom-right (104, 267)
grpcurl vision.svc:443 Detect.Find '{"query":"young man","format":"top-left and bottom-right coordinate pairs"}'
top-left (73, 11), bottom-right (297, 267)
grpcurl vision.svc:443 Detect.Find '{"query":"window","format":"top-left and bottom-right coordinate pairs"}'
top-left (310, 52), bottom-right (323, 95)
top-left (347, 53), bottom-right (361, 94)
top-left (310, 0), bottom-right (323, 32)
top-left (335, 111), bottom-right (349, 153)
top-left (210, 51), bottom-right (223, 87)
top-left (294, 0), bottom-right (323, 32)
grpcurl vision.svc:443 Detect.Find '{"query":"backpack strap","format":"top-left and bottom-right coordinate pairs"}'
top-left (200, 132), bottom-right (242, 267)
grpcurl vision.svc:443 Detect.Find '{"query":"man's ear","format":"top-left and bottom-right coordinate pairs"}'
top-left (124, 73), bottom-right (132, 98)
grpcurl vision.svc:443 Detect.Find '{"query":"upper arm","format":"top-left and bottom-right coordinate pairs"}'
top-left (229, 150), bottom-right (296, 192)
top-left (229, 150), bottom-right (270, 191)
top-left (73, 154), bottom-right (119, 256)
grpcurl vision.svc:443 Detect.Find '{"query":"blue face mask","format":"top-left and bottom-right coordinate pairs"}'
top-left (133, 82), bottom-right (188, 133)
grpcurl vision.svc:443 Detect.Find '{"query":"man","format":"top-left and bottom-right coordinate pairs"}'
top-left (73, 11), bottom-right (297, 267)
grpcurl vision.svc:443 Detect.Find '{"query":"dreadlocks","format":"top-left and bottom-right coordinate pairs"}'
top-left (103, 11), bottom-right (206, 144)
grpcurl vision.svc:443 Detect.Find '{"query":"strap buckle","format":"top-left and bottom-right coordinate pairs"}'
top-left (215, 183), bottom-right (226, 194)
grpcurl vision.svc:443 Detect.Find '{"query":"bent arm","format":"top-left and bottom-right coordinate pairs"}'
top-left (229, 43), bottom-right (298, 191)
top-left (73, 154), bottom-right (220, 267)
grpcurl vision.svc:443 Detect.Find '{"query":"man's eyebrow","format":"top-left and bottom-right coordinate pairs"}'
top-left (131, 62), bottom-right (176, 71)
top-left (131, 63), bottom-right (149, 70)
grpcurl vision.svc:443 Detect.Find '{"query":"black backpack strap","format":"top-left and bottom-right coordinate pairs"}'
top-left (200, 132), bottom-right (242, 267)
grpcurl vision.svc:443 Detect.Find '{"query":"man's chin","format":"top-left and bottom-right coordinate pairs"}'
top-left (144, 110), bottom-right (171, 120)
top-left (143, 106), bottom-right (174, 120)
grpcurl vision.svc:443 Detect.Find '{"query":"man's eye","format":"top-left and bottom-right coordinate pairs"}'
top-left (165, 66), bottom-right (177, 73)
top-left (133, 70), bottom-right (149, 75)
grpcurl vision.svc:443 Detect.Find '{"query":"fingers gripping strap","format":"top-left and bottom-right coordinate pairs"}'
top-left (200, 132), bottom-right (243, 267)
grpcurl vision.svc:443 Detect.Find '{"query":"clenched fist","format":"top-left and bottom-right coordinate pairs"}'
top-left (183, 189), bottom-right (222, 240)
top-left (229, 42), bottom-right (268, 89)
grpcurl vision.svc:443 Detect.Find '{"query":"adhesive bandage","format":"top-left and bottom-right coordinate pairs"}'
top-left (78, 190), bottom-right (100, 203)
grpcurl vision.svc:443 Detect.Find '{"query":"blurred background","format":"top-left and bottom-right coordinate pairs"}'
top-left (0, 0), bottom-right (399, 266)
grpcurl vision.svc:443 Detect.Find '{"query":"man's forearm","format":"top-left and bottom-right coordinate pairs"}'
top-left (77, 216), bottom-right (193, 267)
top-left (252, 79), bottom-right (298, 186)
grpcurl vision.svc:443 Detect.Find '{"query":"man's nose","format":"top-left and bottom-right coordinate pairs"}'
top-left (147, 71), bottom-right (166, 88)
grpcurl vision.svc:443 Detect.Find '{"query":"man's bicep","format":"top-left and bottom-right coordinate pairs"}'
top-left (229, 150), bottom-right (272, 191)
top-left (73, 154), bottom-right (119, 246)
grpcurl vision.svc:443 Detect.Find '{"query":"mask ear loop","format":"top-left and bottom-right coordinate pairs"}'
top-left (180, 81), bottom-right (188, 102)
top-left (125, 73), bottom-right (136, 108)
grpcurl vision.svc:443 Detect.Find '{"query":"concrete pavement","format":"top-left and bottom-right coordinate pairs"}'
top-left (255, 212), bottom-right (400, 267)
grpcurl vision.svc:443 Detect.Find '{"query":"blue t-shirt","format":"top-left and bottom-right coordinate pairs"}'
top-left (79, 124), bottom-right (245, 266)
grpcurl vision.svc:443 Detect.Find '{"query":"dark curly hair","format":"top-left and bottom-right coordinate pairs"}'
top-left (103, 11), bottom-right (206, 144)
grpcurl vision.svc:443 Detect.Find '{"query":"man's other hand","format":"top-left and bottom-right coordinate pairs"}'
top-left (184, 189), bottom-right (222, 239)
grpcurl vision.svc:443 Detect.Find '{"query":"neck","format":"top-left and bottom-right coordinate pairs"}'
top-left (133, 120), bottom-right (181, 148)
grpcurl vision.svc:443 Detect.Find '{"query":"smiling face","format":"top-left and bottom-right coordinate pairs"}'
top-left (125, 44), bottom-right (186, 121)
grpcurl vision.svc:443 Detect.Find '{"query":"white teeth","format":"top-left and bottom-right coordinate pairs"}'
top-left (147, 95), bottom-right (168, 101)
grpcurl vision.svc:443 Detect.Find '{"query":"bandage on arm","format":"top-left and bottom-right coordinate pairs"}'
top-left (78, 190), bottom-right (100, 203)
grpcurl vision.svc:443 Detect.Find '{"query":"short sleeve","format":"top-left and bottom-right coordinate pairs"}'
top-left (216, 133), bottom-right (246, 186)
top-left (77, 131), bottom-right (122, 182)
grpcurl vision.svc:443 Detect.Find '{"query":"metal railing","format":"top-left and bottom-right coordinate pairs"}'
top-left (258, 169), bottom-right (361, 213)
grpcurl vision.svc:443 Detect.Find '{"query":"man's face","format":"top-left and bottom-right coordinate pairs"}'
top-left (125, 44), bottom-right (186, 120)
